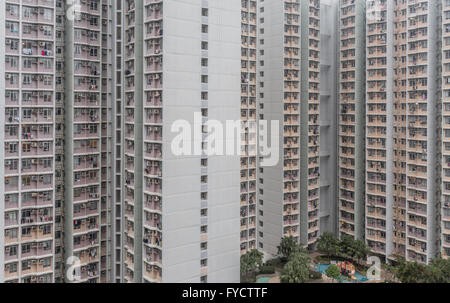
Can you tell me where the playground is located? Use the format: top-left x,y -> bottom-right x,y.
315,262 -> 369,283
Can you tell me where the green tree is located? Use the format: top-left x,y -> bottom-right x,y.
280,250 -> 311,283
338,235 -> 357,260
395,259 -> 429,283
240,249 -> 264,281
424,265 -> 445,283
277,236 -> 301,261
325,265 -> 341,283
430,258 -> 450,283
393,257 -> 450,283
353,239 -> 370,265
317,232 -> 339,261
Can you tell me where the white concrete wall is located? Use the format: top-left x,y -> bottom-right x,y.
162,0 -> 203,282
257,0 -> 285,257
319,0 -> 339,236
161,0 -> 240,283
207,0 -> 241,283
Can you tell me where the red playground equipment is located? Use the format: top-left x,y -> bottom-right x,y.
337,261 -> 356,280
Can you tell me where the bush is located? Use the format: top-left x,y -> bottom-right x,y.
309,270 -> 322,280
325,265 -> 341,281
280,251 -> 311,283
259,265 -> 275,275
241,276 -> 256,283
265,258 -> 283,269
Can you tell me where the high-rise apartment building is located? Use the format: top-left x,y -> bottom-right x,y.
256,0 -> 323,257
255,0 -> 339,259
338,0 -> 366,240
64,0 -> 112,283
1,0 -> 242,283
118,0 -> 241,283
5,0 -> 450,285
363,0 -> 440,264
337,0 -> 446,264
364,0 -> 397,260
243,0 -> 450,267
2,0 -> 62,283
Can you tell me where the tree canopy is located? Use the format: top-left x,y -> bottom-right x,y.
277,236 -> 301,261
317,232 -> 339,259
395,258 -> 450,283
316,233 -> 370,265
280,250 -> 311,283
325,265 -> 341,282
240,249 -> 264,280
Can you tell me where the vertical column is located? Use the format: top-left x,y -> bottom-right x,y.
442,0 -> 450,260
392,0 -> 407,259
100,0 -> 114,283
64,0 -> 102,283
365,0 -> 392,260
300,0 -> 321,248
113,0 -> 124,282
239,0 -> 258,255
338,0 -> 366,240
0,0 -> 5,284
141,0 -> 162,283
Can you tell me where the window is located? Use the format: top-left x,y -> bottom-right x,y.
22,243 -> 31,254
43,258 -> 51,268
22,261 -> 31,270
43,225 -> 51,235
9,263 -> 17,273
22,227 -> 31,236
7,245 -> 17,257
200,258 -> 208,267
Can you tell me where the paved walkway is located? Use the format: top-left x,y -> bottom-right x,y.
269,276 -> 280,283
